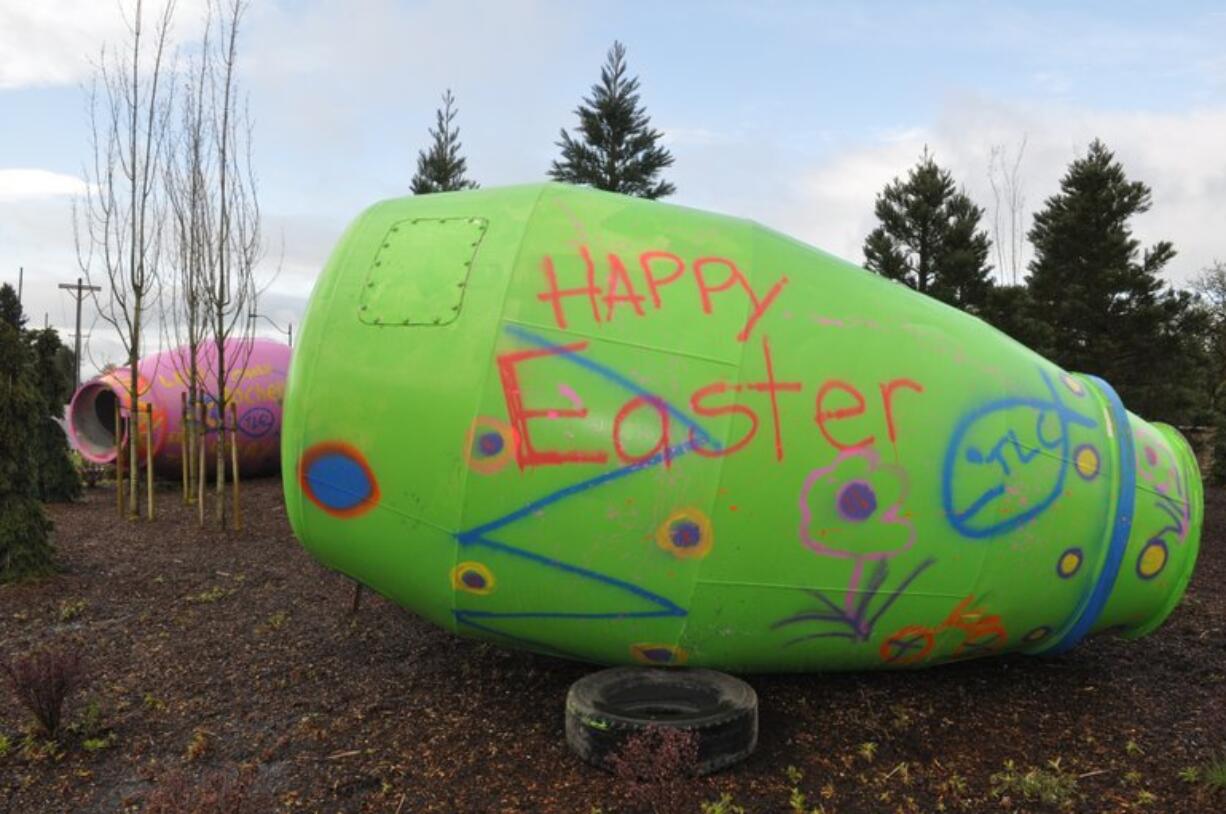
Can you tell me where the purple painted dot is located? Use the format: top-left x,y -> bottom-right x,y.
837,480 -> 877,522
1144,446 -> 1158,466
461,570 -> 487,590
477,431 -> 504,456
669,519 -> 702,548
642,648 -> 673,663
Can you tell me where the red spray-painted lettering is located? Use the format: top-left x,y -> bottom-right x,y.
538,246 -> 787,343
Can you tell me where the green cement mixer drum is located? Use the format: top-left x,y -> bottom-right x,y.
281,183 -> 1202,672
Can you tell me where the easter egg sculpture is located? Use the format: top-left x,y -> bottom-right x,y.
69,339 -> 290,477
282,183 -> 1201,672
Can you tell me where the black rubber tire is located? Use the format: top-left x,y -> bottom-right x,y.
565,667 -> 758,775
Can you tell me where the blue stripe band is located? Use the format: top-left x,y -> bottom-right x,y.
1045,374 -> 1136,654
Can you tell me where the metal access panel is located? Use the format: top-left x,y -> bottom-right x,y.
359,216 -> 487,327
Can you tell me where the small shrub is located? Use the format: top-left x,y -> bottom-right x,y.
1200,756 -> 1226,790
1,643 -> 86,737
187,586 -> 233,604
0,733 -> 10,757
606,725 -> 699,813
82,732 -> 117,752
143,766 -> 266,814
265,611 -> 289,631
185,729 -> 210,762
58,599 -> 87,623
989,758 -> 1079,809
66,696 -> 108,741
701,793 -> 746,814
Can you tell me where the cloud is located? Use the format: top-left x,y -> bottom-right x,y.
0,1 -> 208,90
0,168 -> 90,201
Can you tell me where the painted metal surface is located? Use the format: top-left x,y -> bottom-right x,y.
282,184 -> 1202,672
68,339 -> 290,477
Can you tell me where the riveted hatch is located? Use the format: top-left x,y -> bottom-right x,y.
359,216 -> 487,326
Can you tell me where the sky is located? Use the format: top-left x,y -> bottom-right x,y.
2,0 -> 1225,377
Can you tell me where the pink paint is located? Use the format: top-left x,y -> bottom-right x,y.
67,339 -> 290,477
798,446 -> 917,611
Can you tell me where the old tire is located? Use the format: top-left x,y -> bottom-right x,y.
565,667 -> 758,775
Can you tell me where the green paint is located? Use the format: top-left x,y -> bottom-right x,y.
282,183 -> 1202,672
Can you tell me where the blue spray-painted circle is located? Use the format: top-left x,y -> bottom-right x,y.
669,519 -> 703,548
305,452 -> 374,512
837,480 -> 877,522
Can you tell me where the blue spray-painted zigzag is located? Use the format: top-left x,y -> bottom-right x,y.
452,325 -> 724,653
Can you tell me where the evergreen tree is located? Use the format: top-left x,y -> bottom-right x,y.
0,293 -> 54,582
981,284 -> 1053,352
30,329 -> 82,502
1211,403 -> 1226,486
1027,140 -> 1206,421
0,283 -> 25,329
863,149 -> 994,311
411,90 -> 478,195
1192,261 -> 1226,411
549,41 -> 675,199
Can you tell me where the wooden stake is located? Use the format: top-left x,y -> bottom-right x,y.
197,402 -> 206,527
115,407 -> 124,517
230,403 -> 241,532
129,395 -> 139,520
180,392 -> 189,504
351,581 -> 363,613
146,402 -> 154,520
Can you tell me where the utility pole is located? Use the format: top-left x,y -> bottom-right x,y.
248,311 -> 294,348
59,277 -> 101,390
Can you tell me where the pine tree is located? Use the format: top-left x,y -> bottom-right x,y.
0,287 -> 54,582
1211,403 -> 1226,486
411,90 -> 478,195
0,283 -> 25,330
549,41 -> 675,199
1026,139 -> 1206,420
863,149 -> 994,312
30,328 -> 82,502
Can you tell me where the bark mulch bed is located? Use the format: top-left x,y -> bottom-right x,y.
1,480 -> 1224,813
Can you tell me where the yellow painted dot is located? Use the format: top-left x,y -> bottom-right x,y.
1075,446 -> 1100,479
1060,551 -> 1082,576
1138,543 -> 1167,579
1061,373 -> 1085,396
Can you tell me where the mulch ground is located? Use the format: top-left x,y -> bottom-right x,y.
1,479 -> 1224,813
